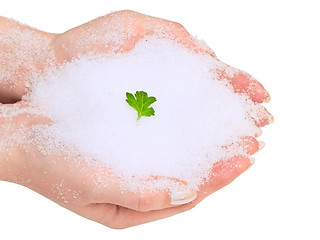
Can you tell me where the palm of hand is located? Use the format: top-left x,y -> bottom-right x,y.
0,11 -> 272,228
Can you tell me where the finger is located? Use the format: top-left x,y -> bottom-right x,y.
254,106 -> 274,127
196,155 -> 253,202
241,136 -> 260,155
238,136 -> 260,155
222,136 -> 264,158
215,60 -> 270,103
242,136 -> 266,154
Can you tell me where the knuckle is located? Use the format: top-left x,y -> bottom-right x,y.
172,21 -> 185,30
168,21 -> 188,35
110,10 -> 139,19
137,194 -> 150,212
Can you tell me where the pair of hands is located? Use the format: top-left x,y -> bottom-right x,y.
0,10 -> 271,229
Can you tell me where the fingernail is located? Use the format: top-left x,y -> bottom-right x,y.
248,157 -> 256,169
255,128 -> 262,137
268,115 -> 274,125
170,190 -> 197,206
258,141 -> 265,151
264,95 -> 271,103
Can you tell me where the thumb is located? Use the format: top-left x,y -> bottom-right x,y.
0,100 -> 51,126
0,101 -> 51,157
95,176 -> 198,212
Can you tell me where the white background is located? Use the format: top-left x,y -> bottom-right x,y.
1,0 -> 319,239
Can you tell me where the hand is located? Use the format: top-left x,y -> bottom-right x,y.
0,10 -> 272,229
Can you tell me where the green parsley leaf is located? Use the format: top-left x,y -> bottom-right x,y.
126,91 -> 157,120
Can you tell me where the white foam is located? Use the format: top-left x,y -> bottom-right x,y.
25,37 -> 260,191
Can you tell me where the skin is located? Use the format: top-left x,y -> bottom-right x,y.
0,10 -> 272,229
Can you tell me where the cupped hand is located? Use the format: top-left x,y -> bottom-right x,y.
0,10 -> 272,229
0,103 -> 264,229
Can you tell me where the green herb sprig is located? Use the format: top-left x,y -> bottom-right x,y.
126,91 -> 157,120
